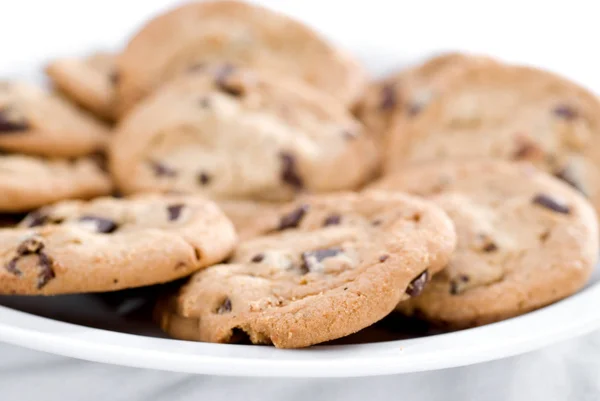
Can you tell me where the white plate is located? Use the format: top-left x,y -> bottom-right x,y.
1,0 -> 600,378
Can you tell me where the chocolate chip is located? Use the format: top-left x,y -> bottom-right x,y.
554,166 -> 585,195
216,298 -> 232,314
379,83 -> 397,111
278,204 -> 309,230
279,152 -> 304,190
251,253 -> 264,263
24,210 -> 49,227
109,71 -> 119,85
149,161 -> 177,177
36,252 -> 56,289
532,193 -> 570,214
379,254 -> 389,263
322,214 -> 341,227
4,236 -> 56,289
214,64 -> 243,97
406,270 -> 429,297
449,274 -> 469,295
79,215 -> 118,233
301,247 -> 342,273
17,236 -> 44,254
197,172 -> 211,186
0,109 -> 28,133
553,104 -> 578,120
166,204 -> 185,221
482,242 -> 498,253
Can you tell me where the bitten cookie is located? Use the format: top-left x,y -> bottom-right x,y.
0,154 -> 112,212
0,194 -> 236,295
110,65 -> 379,201
355,53 -> 494,144
46,52 -> 117,121
156,191 -> 456,348
116,0 -> 366,114
370,160 -> 599,328
383,63 -> 600,216
0,81 -> 108,157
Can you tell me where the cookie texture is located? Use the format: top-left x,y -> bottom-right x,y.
383,63 -> 600,216
46,52 -> 117,121
356,53 -> 494,144
156,191 -> 456,348
116,0 -> 366,114
371,160 -> 598,328
0,194 -> 236,295
0,154 -> 112,212
110,66 -> 379,201
0,81 -> 108,157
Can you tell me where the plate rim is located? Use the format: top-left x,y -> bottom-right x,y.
0,280 -> 599,377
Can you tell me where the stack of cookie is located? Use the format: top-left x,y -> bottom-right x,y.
0,0 -> 598,349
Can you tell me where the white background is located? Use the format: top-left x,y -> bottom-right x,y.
2,0 -> 600,400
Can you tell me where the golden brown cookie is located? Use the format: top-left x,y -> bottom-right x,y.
355,53 -> 495,144
46,52 -> 117,121
116,0 -> 367,115
110,65 -> 378,201
156,191 -> 456,348
383,63 -> 600,216
0,81 -> 108,157
0,194 -> 236,295
370,160 -> 598,328
0,154 -> 112,212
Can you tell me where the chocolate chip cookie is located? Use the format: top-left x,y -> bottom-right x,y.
383,63 -> 600,216
0,194 -> 236,295
355,53 -> 495,145
156,191 -> 456,348
0,81 -> 108,157
46,52 -> 117,121
0,154 -> 112,212
116,0 -> 367,115
110,65 -> 379,201
370,160 -> 598,328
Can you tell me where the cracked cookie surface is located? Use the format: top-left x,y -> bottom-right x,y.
0,81 -> 108,157
46,52 -> 117,121
156,191 -> 456,348
371,160 -> 598,328
0,194 -> 236,295
116,0 -> 366,114
110,65 -> 378,201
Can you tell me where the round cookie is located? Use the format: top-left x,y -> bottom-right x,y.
0,154 -> 112,212
0,194 -> 237,295
116,0 -> 366,115
383,63 -> 600,216
370,160 -> 598,328
0,81 -> 108,157
110,65 -> 379,201
46,52 -> 117,121
156,191 -> 456,348
355,53 -> 495,144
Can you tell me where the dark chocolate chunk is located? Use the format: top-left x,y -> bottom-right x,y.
79,215 -> 118,233
379,83 -> 397,111
197,172 -> 211,186
553,105 -> 578,120
148,161 -> 177,177
278,204 -> 309,230
406,270 -> 429,297
251,253 -> 264,263
166,204 -> 185,221
214,64 -> 243,97
0,109 -> 28,133
17,236 -> 44,254
279,152 -> 304,190
4,236 -> 56,288
482,242 -> 498,253
554,166 -> 585,195
379,254 -> 389,263
322,214 -> 341,227
24,210 -> 49,227
532,193 -> 570,214
36,252 -> 56,289
216,297 -> 232,314
301,247 -> 342,272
